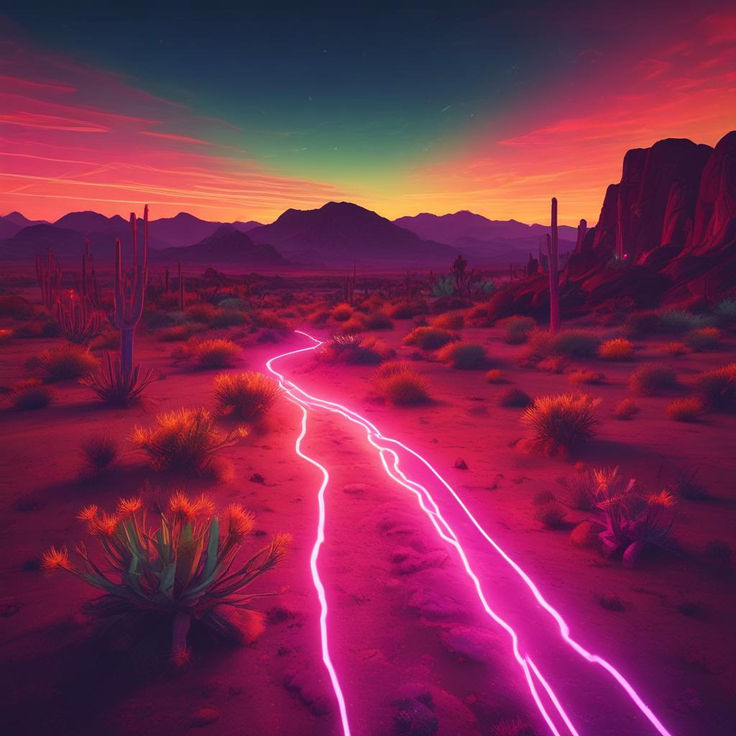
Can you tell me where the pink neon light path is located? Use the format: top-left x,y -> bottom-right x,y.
265,330 -> 674,736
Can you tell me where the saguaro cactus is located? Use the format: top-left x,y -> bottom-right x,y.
35,250 -> 62,309
114,206 -> 148,380
547,198 -> 561,333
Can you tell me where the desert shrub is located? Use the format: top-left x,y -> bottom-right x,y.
657,309 -> 711,334
499,315 -> 536,344
145,310 -> 181,329
11,379 -> 53,410
214,372 -> 279,421
666,397 -> 703,422
362,311 -> 393,330
569,369 -> 605,385
684,327 -> 721,351
81,435 -> 118,471
522,393 -> 600,455
694,363 -> 736,411
598,338 -> 634,361
376,371 -> 431,406
306,309 -> 331,326
42,494 -> 289,662
0,294 -> 33,319
534,501 -> 567,528
437,341 -> 487,369
525,329 -> 600,360
211,309 -> 248,328
374,361 -> 413,380
252,310 -> 289,330
498,387 -> 532,408
133,407 -> 246,474
82,354 -> 159,406
714,299 -> 736,328
89,331 -> 119,351
338,313 -> 368,334
218,297 -> 247,311
671,467 -> 710,501
15,318 -> 61,338
613,398 -> 640,420
624,310 -> 663,337
660,341 -> 688,356
431,311 -> 464,330
37,344 -> 98,382
158,324 -> 202,342
194,339 -> 241,369
185,302 -> 217,323
319,334 -> 394,364
564,472 -> 596,510
330,303 -> 353,322
403,326 -> 458,350
628,363 -> 677,396
485,369 -> 506,383
387,300 -> 428,319
536,356 -> 569,374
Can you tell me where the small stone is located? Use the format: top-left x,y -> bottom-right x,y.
190,708 -> 220,727
249,473 -> 265,484
598,593 -> 625,612
454,458 -> 468,470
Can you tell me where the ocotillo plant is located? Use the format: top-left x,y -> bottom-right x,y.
56,290 -> 103,345
35,251 -> 62,310
547,198 -> 561,333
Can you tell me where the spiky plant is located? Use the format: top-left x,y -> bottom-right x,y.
521,393 -> 600,455
82,353 -> 159,406
132,407 -> 246,474
56,291 -> 104,345
213,372 -> 280,421
42,494 -> 290,663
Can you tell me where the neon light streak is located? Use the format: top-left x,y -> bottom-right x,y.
290,401 -> 353,736
267,331 -> 673,736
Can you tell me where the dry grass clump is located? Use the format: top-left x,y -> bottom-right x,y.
386,300 -> 428,319
525,329 -> 600,360
498,387 -> 532,408
522,393 -> 600,455
437,341 -> 487,369
214,372 -> 279,421
36,344 -> 98,381
666,397 -> 704,422
133,407 -> 246,475
684,327 -> 721,352
598,338 -> 634,361
499,315 -> 536,344
11,379 -> 53,410
193,339 -> 241,369
660,341 -> 688,356
569,369 -> 605,385
211,308 -> 248,328
362,310 -> 394,330
185,302 -> 218,324
534,501 -> 568,528
403,326 -> 459,350
694,363 -> 736,411
81,435 -> 118,471
613,397 -> 640,420
330,302 -> 354,322
158,324 -> 202,342
319,334 -> 394,364
628,363 -> 677,396
431,311 -> 464,330
485,369 -> 507,384
374,365 -> 431,406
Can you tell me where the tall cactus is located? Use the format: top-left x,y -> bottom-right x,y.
35,250 -> 62,309
547,198 -> 561,333
113,206 -> 148,380
576,218 -> 588,252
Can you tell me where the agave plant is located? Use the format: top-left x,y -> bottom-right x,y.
82,353 -> 159,406
42,493 -> 290,663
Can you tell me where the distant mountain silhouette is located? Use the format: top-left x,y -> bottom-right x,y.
232,220 -> 263,233
395,210 -> 577,264
148,212 -> 228,247
152,225 -> 286,266
249,201 -> 457,267
0,212 -> 48,239
54,211 -> 128,233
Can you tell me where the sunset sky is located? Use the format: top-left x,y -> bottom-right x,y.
1,1 -> 735,225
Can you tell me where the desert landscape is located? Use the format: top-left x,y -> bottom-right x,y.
2,3 -> 736,736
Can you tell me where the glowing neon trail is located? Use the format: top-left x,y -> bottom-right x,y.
266,330 -> 673,736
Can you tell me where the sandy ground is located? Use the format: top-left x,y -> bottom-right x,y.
1,312 -> 735,736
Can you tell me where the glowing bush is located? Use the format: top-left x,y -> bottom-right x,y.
526,329 -> 600,359
628,363 -> 677,396
82,354 -> 159,406
214,372 -> 279,421
12,379 -> 53,410
666,397 -> 703,422
485,369 -> 506,384
133,408 -> 246,474
42,494 -> 289,663
522,393 -> 600,455
319,334 -> 394,364
499,315 -> 536,344
362,311 -> 393,330
613,397 -> 639,420
37,344 -> 98,382
431,311 -> 464,330
185,302 -> 217,323
498,387 -> 532,408
684,327 -> 721,352
82,435 -> 118,471
694,363 -> 736,411
534,501 -> 567,528
598,338 -> 634,361
437,341 -> 487,369
387,300 -> 428,319
403,326 -> 458,350
660,341 -> 688,356
374,367 -> 431,406
374,361 -> 413,380
194,339 -> 241,369
331,303 -> 353,322
158,324 -> 201,342
568,369 -> 605,385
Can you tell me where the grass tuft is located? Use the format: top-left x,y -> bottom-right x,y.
213,372 -> 279,421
